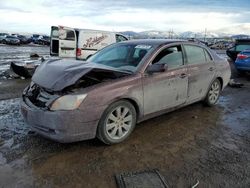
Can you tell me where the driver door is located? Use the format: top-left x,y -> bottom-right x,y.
142,44 -> 188,115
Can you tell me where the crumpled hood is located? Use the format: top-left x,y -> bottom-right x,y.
32,59 -> 125,91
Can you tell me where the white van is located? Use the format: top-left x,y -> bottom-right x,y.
50,26 -> 128,60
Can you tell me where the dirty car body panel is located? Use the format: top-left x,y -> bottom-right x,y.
21,39 -> 231,143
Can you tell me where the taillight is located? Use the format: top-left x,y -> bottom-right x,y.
237,54 -> 248,60
76,48 -> 81,56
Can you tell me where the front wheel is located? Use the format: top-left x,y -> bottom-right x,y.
97,100 -> 136,145
204,79 -> 221,106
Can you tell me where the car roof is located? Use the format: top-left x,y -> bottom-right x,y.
120,39 -> 187,45
235,39 -> 250,44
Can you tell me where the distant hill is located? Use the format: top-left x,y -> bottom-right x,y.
231,34 -> 250,39
120,31 -> 138,37
2,29 -> 249,39
120,30 -> 247,39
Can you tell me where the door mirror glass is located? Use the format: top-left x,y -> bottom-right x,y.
147,64 -> 167,73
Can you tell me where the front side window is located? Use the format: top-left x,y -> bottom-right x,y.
88,43 -> 154,73
184,45 -> 206,65
152,45 -> 184,69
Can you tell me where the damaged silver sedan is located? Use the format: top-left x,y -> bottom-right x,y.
21,39 -> 231,144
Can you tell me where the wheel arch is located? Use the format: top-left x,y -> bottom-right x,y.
204,76 -> 223,101
216,77 -> 223,89
122,98 -> 141,121
106,97 -> 142,122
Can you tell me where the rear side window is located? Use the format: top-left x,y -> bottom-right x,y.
59,29 -> 75,41
204,49 -> 212,61
184,45 -> 206,65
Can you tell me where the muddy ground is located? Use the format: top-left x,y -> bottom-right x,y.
0,52 -> 250,187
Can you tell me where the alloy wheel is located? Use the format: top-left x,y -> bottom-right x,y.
208,81 -> 220,104
105,106 -> 133,140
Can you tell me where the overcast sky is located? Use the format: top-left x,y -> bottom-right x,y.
0,0 -> 250,34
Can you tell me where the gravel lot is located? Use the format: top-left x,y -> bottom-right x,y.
0,48 -> 249,187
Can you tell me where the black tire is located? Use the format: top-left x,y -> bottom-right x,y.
97,100 -> 136,145
204,79 -> 221,106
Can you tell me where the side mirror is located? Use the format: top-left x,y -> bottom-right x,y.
146,64 -> 167,74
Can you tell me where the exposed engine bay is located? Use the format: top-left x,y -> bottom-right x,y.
24,66 -> 130,109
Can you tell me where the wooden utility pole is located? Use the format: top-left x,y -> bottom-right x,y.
204,28 -> 207,42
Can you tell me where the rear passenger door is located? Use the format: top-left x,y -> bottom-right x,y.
58,26 -> 77,58
183,44 -> 215,102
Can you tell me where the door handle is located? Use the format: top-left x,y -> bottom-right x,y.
180,73 -> 187,79
208,67 -> 215,71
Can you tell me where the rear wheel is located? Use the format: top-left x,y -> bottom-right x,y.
204,79 -> 221,106
97,100 -> 136,145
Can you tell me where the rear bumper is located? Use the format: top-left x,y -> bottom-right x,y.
20,98 -> 101,143
235,62 -> 250,71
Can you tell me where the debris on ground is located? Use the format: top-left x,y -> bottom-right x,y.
192,115 -> 198,119
30,53 -> 40,58
191,180 -> 199,188
27,130 -> 36,135
0,138 -> 4,146
0,69 -> 16,80
10,54 -> 46,79
228,79 -> 244,88
115,169 -> 169,188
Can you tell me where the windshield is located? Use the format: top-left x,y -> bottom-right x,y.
7,36 -> 17,39
236,44 -> 250,52
87,43 -> 154,73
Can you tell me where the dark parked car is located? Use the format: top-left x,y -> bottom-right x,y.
226,39 -> 250,61
31,34 -> 41,43
21,39 -> 231,144
37,35 -> 50,45
0,33 -> 8,43
2,35 -> 20,45
17,35 -> 31,44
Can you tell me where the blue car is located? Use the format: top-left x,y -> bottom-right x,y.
235,49 -> 250,73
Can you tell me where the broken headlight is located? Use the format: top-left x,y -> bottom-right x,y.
50,94 -> 87,111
